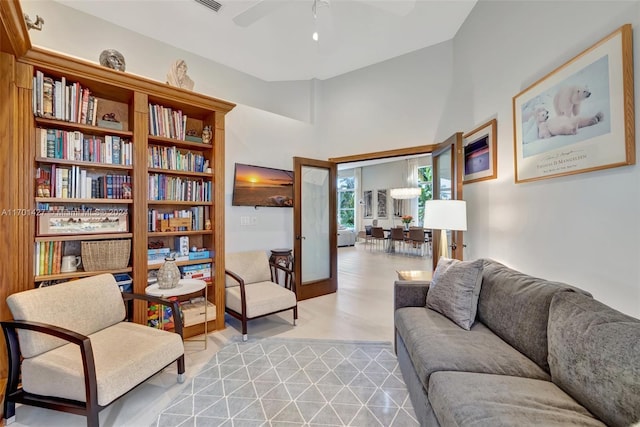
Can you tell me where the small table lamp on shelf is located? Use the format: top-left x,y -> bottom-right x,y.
424,200 -> 467,261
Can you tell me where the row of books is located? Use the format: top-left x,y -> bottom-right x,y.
147,208 -> 208,232
37,128 -> 133,165
148,174 -> 212,202
149,104 -> 188,140
36,165 -> 132,199
180,263 -> 212,280
34,241 -> 65,276
33,71 -> 98,125
148,145 -> 209,172
147,248 -> 211,265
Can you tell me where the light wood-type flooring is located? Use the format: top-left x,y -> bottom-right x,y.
11,243 -> 431,426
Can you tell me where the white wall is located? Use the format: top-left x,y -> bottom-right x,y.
225,105 -> 316,252
317,41 -> 454,157
441,0 -> 640,316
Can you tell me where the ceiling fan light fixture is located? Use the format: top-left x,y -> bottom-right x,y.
194,0 -> 222,13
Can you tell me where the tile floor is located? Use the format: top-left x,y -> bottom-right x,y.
156,338 -> 419,426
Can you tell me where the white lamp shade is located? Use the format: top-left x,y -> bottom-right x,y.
424,200 -> 467,231
390,187 -> 421,199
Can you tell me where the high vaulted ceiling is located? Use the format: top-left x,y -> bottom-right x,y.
55,0 -> 476,82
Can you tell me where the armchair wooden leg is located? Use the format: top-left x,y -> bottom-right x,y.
87,407 -> 99,427
4,399 -> 15,424
177,355 -> 185,383
293,307 -> 298,326
242,318 -> 248,341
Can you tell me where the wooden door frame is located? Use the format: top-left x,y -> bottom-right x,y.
431,133 -> 464,270
329,137 -> 463,270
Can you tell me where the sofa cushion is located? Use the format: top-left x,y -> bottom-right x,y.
429,371 -> 606,427
21,321 -> 184,406
226,281 -> 297,318
548,292 -> 640,427
7,274 -> 126,358
394,307 -> 549,393
426,257 -> 483,330
225,251 -> 272,287
477,259 -> 588,372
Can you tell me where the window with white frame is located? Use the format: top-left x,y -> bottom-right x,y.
337,176 -> 355,228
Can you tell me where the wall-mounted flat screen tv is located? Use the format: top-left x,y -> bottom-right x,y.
232,163 -> 294,207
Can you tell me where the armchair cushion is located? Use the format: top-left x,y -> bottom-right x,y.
226,281 -> 297,318
22,321 -> 184,406
6,274 -> 125,358
225,250 -> 271,287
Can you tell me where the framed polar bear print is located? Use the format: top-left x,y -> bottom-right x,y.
512,24 -> 634,183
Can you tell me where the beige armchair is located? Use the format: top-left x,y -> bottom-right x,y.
1,274 -> 185,426
225,250 -> 298,341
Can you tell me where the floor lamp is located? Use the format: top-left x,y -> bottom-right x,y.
424,200 -> 467,261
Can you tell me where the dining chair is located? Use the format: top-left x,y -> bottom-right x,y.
389,227 -> 406,254
364,225 -> 373,246
370,227 -> 387,252
408,228 -> 427,256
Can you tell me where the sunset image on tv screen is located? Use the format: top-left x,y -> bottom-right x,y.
233,164 -> 293,207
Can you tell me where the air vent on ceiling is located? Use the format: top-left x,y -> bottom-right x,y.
195,0 -> 222,13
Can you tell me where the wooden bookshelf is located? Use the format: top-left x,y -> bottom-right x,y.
1,29 -> 233,342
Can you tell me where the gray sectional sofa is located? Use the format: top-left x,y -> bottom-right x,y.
394,258 -> 640,426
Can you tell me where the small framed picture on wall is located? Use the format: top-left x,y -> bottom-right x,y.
377,189 -> 388,218
463,118 -> 497,184
363,190 -> 373,218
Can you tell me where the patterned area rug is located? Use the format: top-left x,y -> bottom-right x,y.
155,337 -> 419,426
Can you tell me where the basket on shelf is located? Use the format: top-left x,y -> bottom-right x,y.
81,239 -> 131,271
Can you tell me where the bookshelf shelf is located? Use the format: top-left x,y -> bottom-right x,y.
35,233 -> 133,242
35,117 -> 134,138
147,168 -> 212,178
34,267 -> 133,282
147,200 -> 213,206
36,157 -> 133,170
147,230 -> 212,237
147,258 -> 213,271
148,135 -> 213,150
35,197 -> 133,204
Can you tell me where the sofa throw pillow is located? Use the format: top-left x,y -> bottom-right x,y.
426,257 -> 484,330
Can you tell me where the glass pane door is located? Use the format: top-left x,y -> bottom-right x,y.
293,157 -> 337,300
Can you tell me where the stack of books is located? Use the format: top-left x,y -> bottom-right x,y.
180,263 -> 211,280
148,247 -> 171,265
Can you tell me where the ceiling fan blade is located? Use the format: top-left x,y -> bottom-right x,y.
356,0 -> 415,16
233,0 -> 288,27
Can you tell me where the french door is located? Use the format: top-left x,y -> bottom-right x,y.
293,157 -> 338,300
431,133 -> 464,270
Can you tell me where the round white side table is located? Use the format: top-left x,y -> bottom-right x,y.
145,278 -> 208,349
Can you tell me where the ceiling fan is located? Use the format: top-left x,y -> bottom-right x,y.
232,0 -> 416,27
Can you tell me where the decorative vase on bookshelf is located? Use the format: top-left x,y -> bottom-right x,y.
157,256 -> 180,289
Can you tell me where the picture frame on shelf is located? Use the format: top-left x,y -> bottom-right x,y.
38,211 -> 128,236
463,118 -> 497,184
377,189 -> 388,218
513,24 -> 634,183
363,190 -> 373,218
